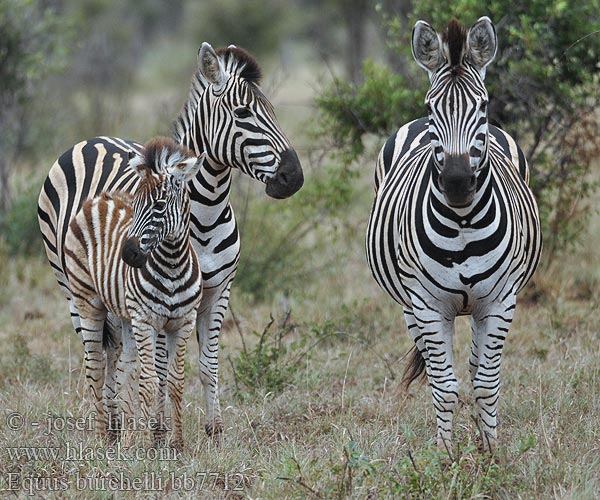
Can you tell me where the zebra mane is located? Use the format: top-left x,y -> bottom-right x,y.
172,46 -> 262,144
442,18 -> 467,68
216,46 -> 262,84
137,137 -> 194,174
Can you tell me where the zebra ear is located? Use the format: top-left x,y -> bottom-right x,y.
172,153 -> 206,183
412,20 -> 444,76
466,16 -> 497,78
129,154 -> 149,179
198,42 -> 227,89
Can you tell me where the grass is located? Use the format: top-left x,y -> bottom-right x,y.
0,197 -> 599,499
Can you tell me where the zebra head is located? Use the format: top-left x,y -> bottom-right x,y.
174,43 -> 303,199
122,138 -> 204,268
412,17 -> 497,208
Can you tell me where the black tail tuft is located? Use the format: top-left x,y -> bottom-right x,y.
401,346 -> 427,390
102,320 -> 117,350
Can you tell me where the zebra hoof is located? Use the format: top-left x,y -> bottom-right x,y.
205,421 -> 224,437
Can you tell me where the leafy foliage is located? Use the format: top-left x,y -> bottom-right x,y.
228,314 -> 300,398
316,0 -> 600,260
0,177 -> 45,256
234,162 -> 358,302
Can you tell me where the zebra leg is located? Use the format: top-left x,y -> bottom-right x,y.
407,306 -> 458,453
69,299 -> 83,340
471,299 -> 516,453
469,318 -> 480,384
197,283 -> 231,436
116,320 -> 140,428
165,315 -> 195,451
153,332 -> 168,446
131,320 -> 159,426
79,313 -> 108,437
103,314 -> 122,440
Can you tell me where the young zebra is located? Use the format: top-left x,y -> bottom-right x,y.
64,137 -> 204,450
366,18 -> 542,453
38,44 -> 303,437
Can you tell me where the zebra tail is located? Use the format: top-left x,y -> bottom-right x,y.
102,320 -> 118,350
401,346 -> 426,390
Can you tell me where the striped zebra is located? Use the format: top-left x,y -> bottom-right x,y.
366,17 -> 542,453
38,43 -> 303,436
64,138 -> 203,450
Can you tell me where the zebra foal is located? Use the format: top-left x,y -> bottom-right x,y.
366,17 -> 542,453
64,137 -> 204,450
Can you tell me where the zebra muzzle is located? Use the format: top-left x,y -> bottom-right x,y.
122,237 -> 147,268
438,154 -> 477,208
265,148 -> 304,199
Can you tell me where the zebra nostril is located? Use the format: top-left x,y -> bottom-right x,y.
277,171 -> 288,184
470,174 -> 477,188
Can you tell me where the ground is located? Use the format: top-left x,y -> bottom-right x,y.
0,201 -> 598,499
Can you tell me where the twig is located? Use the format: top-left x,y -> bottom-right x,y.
228,304 -> 247,354
226,355 -> 241,395
288,330 -> 397,380
276,456 -> 323,499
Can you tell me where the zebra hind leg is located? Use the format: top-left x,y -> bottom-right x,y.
115,320 -> 140,438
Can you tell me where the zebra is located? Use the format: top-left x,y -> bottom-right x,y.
64,137 -> 203,450
37,43 -> 303,436
366,17 -> 542,453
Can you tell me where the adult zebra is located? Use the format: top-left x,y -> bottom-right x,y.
38,43 -> 303,436
366,17 -> 541,453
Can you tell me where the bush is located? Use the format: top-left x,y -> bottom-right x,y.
234,162 -> 358,302
0,178 -> 44,257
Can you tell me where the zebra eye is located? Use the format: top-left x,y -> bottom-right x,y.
234,107 -> 252,119
480,101 -> 488,113
154,200 -> 166,211
425,103 -> 433,115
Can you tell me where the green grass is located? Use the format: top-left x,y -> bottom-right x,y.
0,208 -> 599,499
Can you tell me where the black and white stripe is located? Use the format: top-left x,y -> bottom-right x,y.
366,17 -> 542,452
64,138 -> 203,450
38,43 -> 303,436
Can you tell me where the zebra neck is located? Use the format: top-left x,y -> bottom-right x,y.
151,228 -> 194,272
189,161 -> 233,227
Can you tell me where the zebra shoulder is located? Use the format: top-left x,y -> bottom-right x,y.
489,125 -> 529,184
375,117 -> 430,190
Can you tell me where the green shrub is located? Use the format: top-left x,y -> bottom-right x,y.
228,315 -> 300,398
0,179 -> 44,257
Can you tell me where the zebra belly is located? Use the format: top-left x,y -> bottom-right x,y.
400,253 -> 516,316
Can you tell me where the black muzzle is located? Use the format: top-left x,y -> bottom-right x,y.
438,154 -> 477,208
122,236 -> 147,268
265,148 -> 304,199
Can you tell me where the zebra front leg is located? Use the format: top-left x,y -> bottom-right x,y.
471,299 -> 516,453
165,315 -> 195,451
197,284 -> 231,436
79,314 -> 108,437
131,320 -> 159,428
407,307 -> 458,454
153,332 -> 168,446
469,317 -> 480,385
